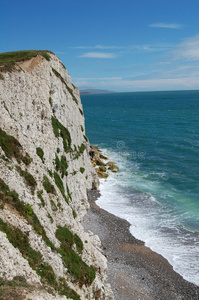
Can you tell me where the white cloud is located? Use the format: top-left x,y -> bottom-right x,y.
70,45 -> 123,50
149,23 -> 183,29
72,43 -> 172,52
79,52 -> 116,58
172,35 -> 199,61
100,77 -> 199,92
73,76 -> 122,80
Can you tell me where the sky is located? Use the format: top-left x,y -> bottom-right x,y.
1,0 -> 199,92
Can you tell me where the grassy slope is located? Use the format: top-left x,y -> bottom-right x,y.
0,50 -> 52,64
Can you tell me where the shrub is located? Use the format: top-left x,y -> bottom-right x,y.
37,190 -> 45,207
66,184 -> 72,201
16,166 -> 36,194
80,167 -> 85,174
0,128 -> 32,165
51,116 -> 72,153
74,234 -> 83,254
36,147 -> 44,163
47,169 -> 53,177
50,199 -> 57,211
55,154 -> 68,178
58,277 -> 80,300
79,143 -> 86,154
43,175 -> 56,194
53,172 -> 65,199
55,226 -> 95,286
56,226 -> 74,247
72,209 -> 77,219
84,135 -> 88,142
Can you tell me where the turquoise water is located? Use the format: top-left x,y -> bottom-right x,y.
81,90 -> 199,285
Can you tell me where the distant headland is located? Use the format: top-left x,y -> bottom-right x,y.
80,89 -> 116,95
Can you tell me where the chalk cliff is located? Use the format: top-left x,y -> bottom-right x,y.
0,51 -> 113,299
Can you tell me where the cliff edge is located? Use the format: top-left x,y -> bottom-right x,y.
0,51 -> 113,299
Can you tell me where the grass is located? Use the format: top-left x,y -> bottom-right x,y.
0,181 -> 82,299
16,166 -> 37,194
74,234 -> 83,254
36,147 -> 44,163
0,217 -> 43,268
43,175 -> 56,195
84,135 -> 88,142
0,128 -> 32,165
56,226 -> 95,286
79,108 -> 83,116
66,184 -> 72,201
79,143 -> 86,154
58,277 -> 80,300
51,68 -> 78,104
51,116 -> 72,153
72,209 -> 77,219
0,217 -> 59,290
50,199 -> 57,211
80,167 -> 85,174
53,171 -> 68,203
0,50 -> 51,73
49,97 -> 53,107
0,276 -> 29,289
37,190 -> 45,207
55,154 -> 68,177
0,178 -> 55,250
47,169 -> 53,177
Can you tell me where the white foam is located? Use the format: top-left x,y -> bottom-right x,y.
96,148 -> 199,286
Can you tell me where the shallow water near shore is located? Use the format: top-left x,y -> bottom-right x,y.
81,90 -> 199,286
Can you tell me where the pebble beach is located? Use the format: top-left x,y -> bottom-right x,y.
82,189 -> 199,300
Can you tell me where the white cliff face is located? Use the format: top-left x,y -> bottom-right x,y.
0,53 -> 113,300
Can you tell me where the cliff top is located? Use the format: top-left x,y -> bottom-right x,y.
0,50 -> 53,72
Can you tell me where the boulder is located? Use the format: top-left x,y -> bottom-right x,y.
108,164 -> 119,173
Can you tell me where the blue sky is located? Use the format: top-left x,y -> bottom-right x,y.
1,0 -> 199,92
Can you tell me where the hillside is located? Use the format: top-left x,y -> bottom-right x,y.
0,51 -> 113,299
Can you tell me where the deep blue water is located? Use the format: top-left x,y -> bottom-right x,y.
81,90 -> 199,285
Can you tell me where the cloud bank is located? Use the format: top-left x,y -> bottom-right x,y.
79,52 -> 116,58
172,35 -> 199,61
149,23 -> 183,29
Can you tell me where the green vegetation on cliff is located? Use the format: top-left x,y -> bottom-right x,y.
51,116 -> 72,153
0,50 -> 51,73
0,128 -> 32,165
56,226 -> 95,286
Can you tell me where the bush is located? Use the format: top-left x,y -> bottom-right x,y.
51,116 -> 72,153
53,172 -> 65,198
16,166 -> 36,194
79,143 -> 86,154
36,147 -> 44,163
55,154 -> 68,177
80,167 -> 85,174
43,175 -> 56,194
55,226 -> 95,286
0,128 -> 32,165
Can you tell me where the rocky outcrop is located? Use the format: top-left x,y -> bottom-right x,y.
89,146 -> 119,179
0,51 -> 114,299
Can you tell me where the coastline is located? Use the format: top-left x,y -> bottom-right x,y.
82,189 -> 199,300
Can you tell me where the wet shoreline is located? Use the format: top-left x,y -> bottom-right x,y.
82,189 -> 199,300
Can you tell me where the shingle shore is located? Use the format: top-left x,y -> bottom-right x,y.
82,189 -> 199,300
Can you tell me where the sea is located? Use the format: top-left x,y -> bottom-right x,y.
81,90 -> 199,286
